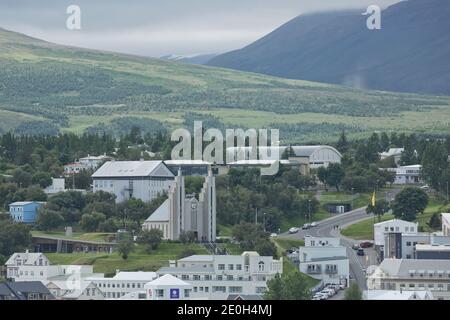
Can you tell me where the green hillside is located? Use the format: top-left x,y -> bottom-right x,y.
1,28 -> 450,142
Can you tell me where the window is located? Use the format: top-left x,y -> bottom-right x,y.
86,288 -> 90,296
406,242 -> 412,247
227,275 -> 233,281
258,261 -> 265,272
218,264 -> 225,270
181,275 -> 189,281
256,287 -> 266,294
409,284 -> 415,288
204,275 -> 211,281
184,289 -> 190,298
236,264 -> 242,271
228,264 -> 234,270
217,275 -> 223,281
193,275 -> 201,281
193,287 -> 198,292
229,286 -> 243,293
212,286 -> 226,293
205,287 -> 209,293
406,255 -> 411,259
156,289 -> 164,298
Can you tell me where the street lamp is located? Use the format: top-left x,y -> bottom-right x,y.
308,200 -> 312,224
263,212 -> 266,232
351,187 -> 354,211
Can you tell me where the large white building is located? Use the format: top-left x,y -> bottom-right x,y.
367,258 -> 450,300
92,160 -> 175,203
87,271 -> 158,299
385,165 -> 422,185
155,252 -> 283,300
374,216 -> 450,261
364,289 -> 434,300
297,236 -> 349,287
142,168 -> 216,242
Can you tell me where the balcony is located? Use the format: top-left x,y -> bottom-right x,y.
325,269 -> 338,275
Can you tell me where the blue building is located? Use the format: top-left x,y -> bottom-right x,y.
9,201 -> 45,223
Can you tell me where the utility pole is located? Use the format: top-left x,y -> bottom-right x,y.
351,187 -> 354,211
263,212 -> 266,232
255,208 -> 258,225
308,200 -> 311,224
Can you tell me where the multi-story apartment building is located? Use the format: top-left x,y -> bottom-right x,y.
156,252 -> 283,300
367,258 -> 450,300
92,160 -> 174,203
297,236 -> 349,287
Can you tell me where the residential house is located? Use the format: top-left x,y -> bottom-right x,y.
385,165 -> 422,185
43,178 -> 65,195
297,236 -> 349,287
9,201 -> 45,223
0,281 -> 55,300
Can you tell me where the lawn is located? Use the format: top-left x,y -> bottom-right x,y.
341,196 -> 450,240
45,243 -> 209,275
272,238 -> 305,252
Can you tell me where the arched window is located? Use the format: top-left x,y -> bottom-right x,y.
258,261 -> 265,272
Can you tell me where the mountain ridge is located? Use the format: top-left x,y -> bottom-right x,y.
208,0 -> 450,95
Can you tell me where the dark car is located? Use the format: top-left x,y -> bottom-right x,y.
357,248 -> 365,256
359,241 -> 373,248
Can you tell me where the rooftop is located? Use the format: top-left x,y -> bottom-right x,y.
144,274 -> 191,287
92,161 -> 174,178
144,199 -> 169,223
365,290 -> 433,300
377,259 -> 450,277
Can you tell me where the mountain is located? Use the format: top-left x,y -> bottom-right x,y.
208,0 -> 450,95
0,27 -> 450,142
160,53 -> 217,65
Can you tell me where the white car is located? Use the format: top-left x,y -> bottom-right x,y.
270,233 -> 278,238
289,227 -> 300,234
313,293 -> 328,300
322,288 -> 336,296
311,222 -> 318,227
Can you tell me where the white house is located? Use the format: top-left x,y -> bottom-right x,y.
297,236 -> 349,287
145,274 -> 193,300
44,178 -> 65,195
79,154 -> 112,170
366,258 -> 450,300
385,165 -> 422,184
5,251 -> 101,284
156,252 -> 283,300
87,271 -> 158,300
46,280 -> 104,300
364,289 -> 434,300
64,162 -> 88,175
92,160 -> 175,203
380,148 -> 405,164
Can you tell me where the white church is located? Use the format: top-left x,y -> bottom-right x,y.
142,168 -> 217,242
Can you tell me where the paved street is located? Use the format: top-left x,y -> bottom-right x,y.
280,207 -> 378,291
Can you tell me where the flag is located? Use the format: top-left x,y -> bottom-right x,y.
371,190 -> 376,206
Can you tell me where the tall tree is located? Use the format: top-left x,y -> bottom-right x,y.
392,187 -> 428,221
421,142 -> 448,190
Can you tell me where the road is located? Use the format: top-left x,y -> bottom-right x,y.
281,207 -> 377,291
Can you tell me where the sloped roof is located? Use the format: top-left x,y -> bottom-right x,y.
178,255 -> 214,262
365,290 -> 433,300
145,274 -> 191,287
112,272 -> 157,281
92,161 -> 174,178
291,145 -> 341,158
144,199 -> 170,223
5,252 -> 48,266
379,259 -> 450,277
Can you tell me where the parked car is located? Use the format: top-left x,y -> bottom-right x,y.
352,243 -> 360,250
357,248 -> 365,256
359,241 -> 373,248
420,184 -> 430,190
311,222 -> 318,227
313,293 -> 328,300
318,290 -> 333,298
302,223 -> 311,230
270,233 -> 278,238
289,227 -> 300,234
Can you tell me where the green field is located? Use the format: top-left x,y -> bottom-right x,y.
1,28 -> 450,142
45,243 -> 209,275
341,197 -> 450,240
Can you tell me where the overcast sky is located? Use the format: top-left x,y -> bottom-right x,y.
0,0 -> 401,57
